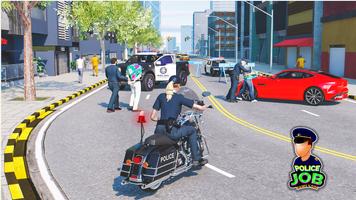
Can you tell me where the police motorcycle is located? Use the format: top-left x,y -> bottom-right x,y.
120,87 -> 212,191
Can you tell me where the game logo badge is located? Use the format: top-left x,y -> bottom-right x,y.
289,126 -> 326,190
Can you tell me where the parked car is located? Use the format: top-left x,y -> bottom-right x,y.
236,69 -> 349,105
204,58 -> 231,77
118,53 -> 190,91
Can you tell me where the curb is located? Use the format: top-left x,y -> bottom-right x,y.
3,79 -> 108,200
255,70 -> 356,100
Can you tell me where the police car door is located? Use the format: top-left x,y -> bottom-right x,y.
155,55 -> 176,81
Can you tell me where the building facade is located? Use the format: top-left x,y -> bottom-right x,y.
1,2 -> 123,78
208,11 -> 236,58
167,37 -> 177,53
180,25 -> 193,54
210,1 -> 235,12
193,10 -> 211,56
321,2 -> 356,78
1,2 -> 73,76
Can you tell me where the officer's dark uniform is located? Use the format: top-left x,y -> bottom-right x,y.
292,127 -> 321,166
226,60 -> 250,101
105,64 -> 127,111
153,91 -> 201,162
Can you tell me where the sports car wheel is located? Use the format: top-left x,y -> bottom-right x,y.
241,87 -> 257,101
304,87 -> 324,106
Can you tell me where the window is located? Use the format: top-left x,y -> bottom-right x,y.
277,71 -> 305,79
158,56 -> 173,65
303,73 -> 313,78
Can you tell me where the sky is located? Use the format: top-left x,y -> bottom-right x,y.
160,1 -> 210,48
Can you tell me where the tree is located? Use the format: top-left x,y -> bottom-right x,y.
113,1 -> 154,57
2,1 -> 50,101
67,1 -> 122,70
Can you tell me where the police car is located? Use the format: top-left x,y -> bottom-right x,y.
118,52 -> 190,91
204,57 -> 232,77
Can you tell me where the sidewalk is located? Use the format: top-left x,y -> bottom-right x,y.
251,62 -> 356,96
1,70 -> 106,199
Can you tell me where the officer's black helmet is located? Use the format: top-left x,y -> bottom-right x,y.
168,75 -> 181,84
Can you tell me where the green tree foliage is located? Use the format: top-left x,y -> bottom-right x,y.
66,1 -> 162,62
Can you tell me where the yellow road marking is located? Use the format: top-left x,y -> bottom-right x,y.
8,184 -> 24,199
190,76 -> 356,161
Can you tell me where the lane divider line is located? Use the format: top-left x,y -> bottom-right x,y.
3,79 -> 108,200
205,164 -> 235,178
190,76 -> 356,161
344,98 -> 356,104
301,110 -> 320,117
146,94 -> 150,100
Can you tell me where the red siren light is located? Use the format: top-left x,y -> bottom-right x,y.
137,111 -> 146,123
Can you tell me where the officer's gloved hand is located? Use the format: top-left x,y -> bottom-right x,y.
197,100 -> 204,106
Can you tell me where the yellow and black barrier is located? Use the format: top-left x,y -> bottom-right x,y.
3,79 -> 108,200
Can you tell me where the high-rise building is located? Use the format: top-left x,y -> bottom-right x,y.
208,11 -> 236,58
167,37 -> 177,53
180,25 -> 193,54
193,10 -> 211,56
141,1 -> 161,32
210,1 -> 235,12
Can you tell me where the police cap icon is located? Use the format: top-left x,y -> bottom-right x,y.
291,126 -> 317,144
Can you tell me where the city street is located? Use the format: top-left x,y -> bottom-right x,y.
41,62 -> 356,199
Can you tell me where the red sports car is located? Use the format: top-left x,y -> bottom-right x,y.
236,69 -> 348,105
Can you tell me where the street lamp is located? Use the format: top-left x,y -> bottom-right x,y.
244,1 -> 274,72
208,26 -> 221,58
208,15 -> 239,63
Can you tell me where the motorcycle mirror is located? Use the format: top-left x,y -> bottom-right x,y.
202,91 -> 211,97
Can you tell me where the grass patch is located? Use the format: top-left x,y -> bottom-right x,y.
11,97 -> 51,101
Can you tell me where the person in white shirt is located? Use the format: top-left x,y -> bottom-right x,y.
76,55 -> 85,83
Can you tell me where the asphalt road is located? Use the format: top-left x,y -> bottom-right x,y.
44,63 -> 356,199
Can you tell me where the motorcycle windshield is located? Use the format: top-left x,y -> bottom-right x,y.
177,86 -> 200,113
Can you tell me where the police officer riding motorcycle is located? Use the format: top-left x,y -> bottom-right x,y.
150,76 -> 209,166
120,75 -> 212,191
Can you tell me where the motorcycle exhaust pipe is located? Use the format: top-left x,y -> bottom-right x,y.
121,180 -> 128,185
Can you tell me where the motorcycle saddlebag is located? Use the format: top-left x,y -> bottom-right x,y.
142,145 -> 177,182
120,143 -> 143,178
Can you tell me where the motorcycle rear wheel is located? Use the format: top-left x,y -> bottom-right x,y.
140,181 -> 162,192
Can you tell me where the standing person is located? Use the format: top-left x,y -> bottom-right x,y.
150,76 -> 209,167
105,58 -> 128,113
296,55 -> 305,69
76,55 -> 84,83
226,59 -> 250,102
236,62 -> 258,102
126,63 -> 143,112
91,54 -> 99,76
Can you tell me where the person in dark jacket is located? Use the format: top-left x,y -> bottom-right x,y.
105,58 -> 128,113
226,59 -> 250,102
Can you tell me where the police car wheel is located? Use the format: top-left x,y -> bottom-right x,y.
179,71 -> 188,86
142,74 -> 155,91
304,87 -> 324,106
210,68 -> 216,77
